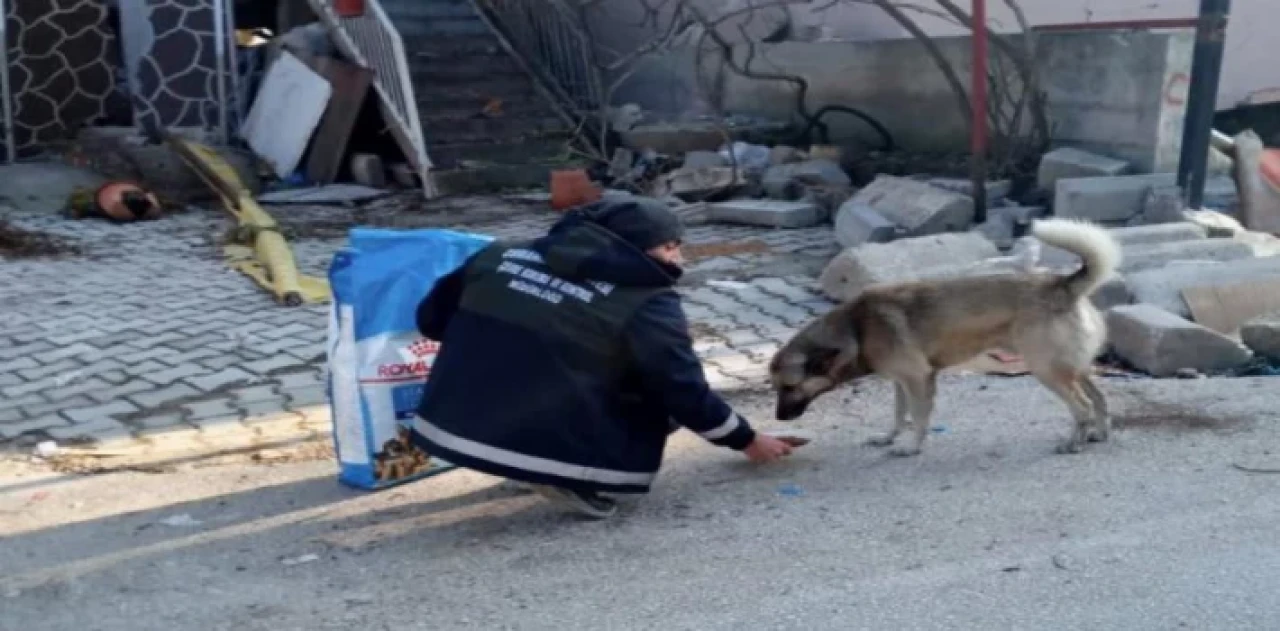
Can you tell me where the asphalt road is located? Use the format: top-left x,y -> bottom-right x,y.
3,374 -> 1279,630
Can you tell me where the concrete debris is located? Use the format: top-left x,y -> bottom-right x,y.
1127,257 -> 1280,319
609,148 -> 637,181
1233,230 -> 1280,257
650,166 -> 743,201
1118,239 -> 1255,274
1092,277 -> 1134,311
1111,222 -> 1210,246
1183,209 -> 1244,237
1141,184 -> 1188,224
707,199 -> 825,228
684,150 -> 728,169
1054,174 -> 1176,225
834,201 -> 897,248
1241,312 -> 1280,361
719,142 -> 771,172
762,159 -> 851,200
927,178 -> 1013,203
1106,304 -> 1252,377
1037,147 -> 1131,191
1230,129 -> 1280,234
851,175 -> 975,238
819,232 -> 997,302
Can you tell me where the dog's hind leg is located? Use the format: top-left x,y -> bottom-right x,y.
866,381 -> 910,448
1031,368 -> 1098,454
889,373 -> 937,458
1079,375 -> 1111,443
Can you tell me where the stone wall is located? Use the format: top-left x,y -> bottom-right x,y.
3,0 -> 131,156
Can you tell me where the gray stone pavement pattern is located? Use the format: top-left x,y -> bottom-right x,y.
0,196 -> 836,447
3,374 -> 1279,630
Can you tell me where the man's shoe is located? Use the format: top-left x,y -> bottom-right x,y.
526,484 -> 618,519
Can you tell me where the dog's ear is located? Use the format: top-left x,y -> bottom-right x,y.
804,346 -> 841,374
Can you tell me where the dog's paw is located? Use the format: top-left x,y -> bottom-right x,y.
888,446 -> 921,458
864,434 -> 897,448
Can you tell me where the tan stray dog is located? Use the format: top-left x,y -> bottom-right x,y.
769,218 -> 1122,457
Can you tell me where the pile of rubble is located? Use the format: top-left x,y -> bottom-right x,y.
595,111 -> 1280,379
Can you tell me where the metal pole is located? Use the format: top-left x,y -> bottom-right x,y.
1176,0 -> 1231,210
969,0 -> 989,222
212,0 -> 229,144
0,0 -> 16,163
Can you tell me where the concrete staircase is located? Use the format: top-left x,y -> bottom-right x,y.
379,0 -> 577,192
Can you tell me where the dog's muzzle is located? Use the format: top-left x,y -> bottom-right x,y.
775,398 -> 809,422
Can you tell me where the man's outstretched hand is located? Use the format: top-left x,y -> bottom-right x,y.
743,434 -> 795,463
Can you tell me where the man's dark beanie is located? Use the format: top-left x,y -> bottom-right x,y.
578,196 -> 685,251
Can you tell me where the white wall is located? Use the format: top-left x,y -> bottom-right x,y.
782,0 -> 1270,110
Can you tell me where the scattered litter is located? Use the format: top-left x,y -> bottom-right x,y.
257,184 -> 391,205
282,553 -> 321,566
34,440 -> 59,458
1231,462 -> 1280,474
158,514 -> 203,527
719,141 -> 771,171
930,426 -> 948,434
777,484 -> 805,497
1001,565 -> 1022,573
1052,554 -> 1071,570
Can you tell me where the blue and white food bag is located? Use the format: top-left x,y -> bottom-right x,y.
327,228 -> 492,490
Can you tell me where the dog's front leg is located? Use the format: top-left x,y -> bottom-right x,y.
865,381 -> 909,447
890,374 -> 936,458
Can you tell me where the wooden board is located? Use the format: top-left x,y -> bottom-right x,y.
1182,278 -> 1280,335
303,56 -> 374,184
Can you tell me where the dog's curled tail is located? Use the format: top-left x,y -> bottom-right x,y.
1031,218 -> 1122,298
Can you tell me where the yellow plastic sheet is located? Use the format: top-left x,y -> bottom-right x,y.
166,136 -> 330,305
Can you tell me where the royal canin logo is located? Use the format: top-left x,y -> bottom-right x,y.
375,339 -> 440,379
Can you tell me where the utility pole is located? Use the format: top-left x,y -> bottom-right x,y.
1176,0 -> 1232,210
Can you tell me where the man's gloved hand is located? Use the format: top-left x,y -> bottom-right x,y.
743,433 -> 795,463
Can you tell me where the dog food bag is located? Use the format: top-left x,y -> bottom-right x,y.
327,227 -> 492,490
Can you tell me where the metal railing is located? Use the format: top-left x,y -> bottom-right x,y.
306,0 -> 436,197
472,0 -> 603,116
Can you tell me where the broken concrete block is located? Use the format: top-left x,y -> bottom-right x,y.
1054,173 -> 1175,224
707,199 -> 824,228
651,166 -> 743,201
1118,239 -> 1255,274
851,175 -> 975,237
1127,257 -> 1280,318
834,201 -> 897,248
1241,312 -> 1280,362
671,202 -> 711,226
1106,304 -> 1252,377
819,232 -> 997,301
684,150 -> 727,169
1183,209 -> 1244,237
1231,129 -> 1280,234
926,178 -> 1013,202
350,153 -> 387,188
1111,222 -> 1209,246
762,159 -> 851,196
1234,230 -> 1280,257
1093,277 -> 1133,311
1037,147 -> 1131,191
1140,184 -> 1187,225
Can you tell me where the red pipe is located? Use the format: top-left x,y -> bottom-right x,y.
970,0 -> 989,220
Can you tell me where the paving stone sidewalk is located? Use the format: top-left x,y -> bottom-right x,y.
0,199 -> 836,451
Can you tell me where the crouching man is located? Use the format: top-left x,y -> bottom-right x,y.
411,196 -> 795,519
